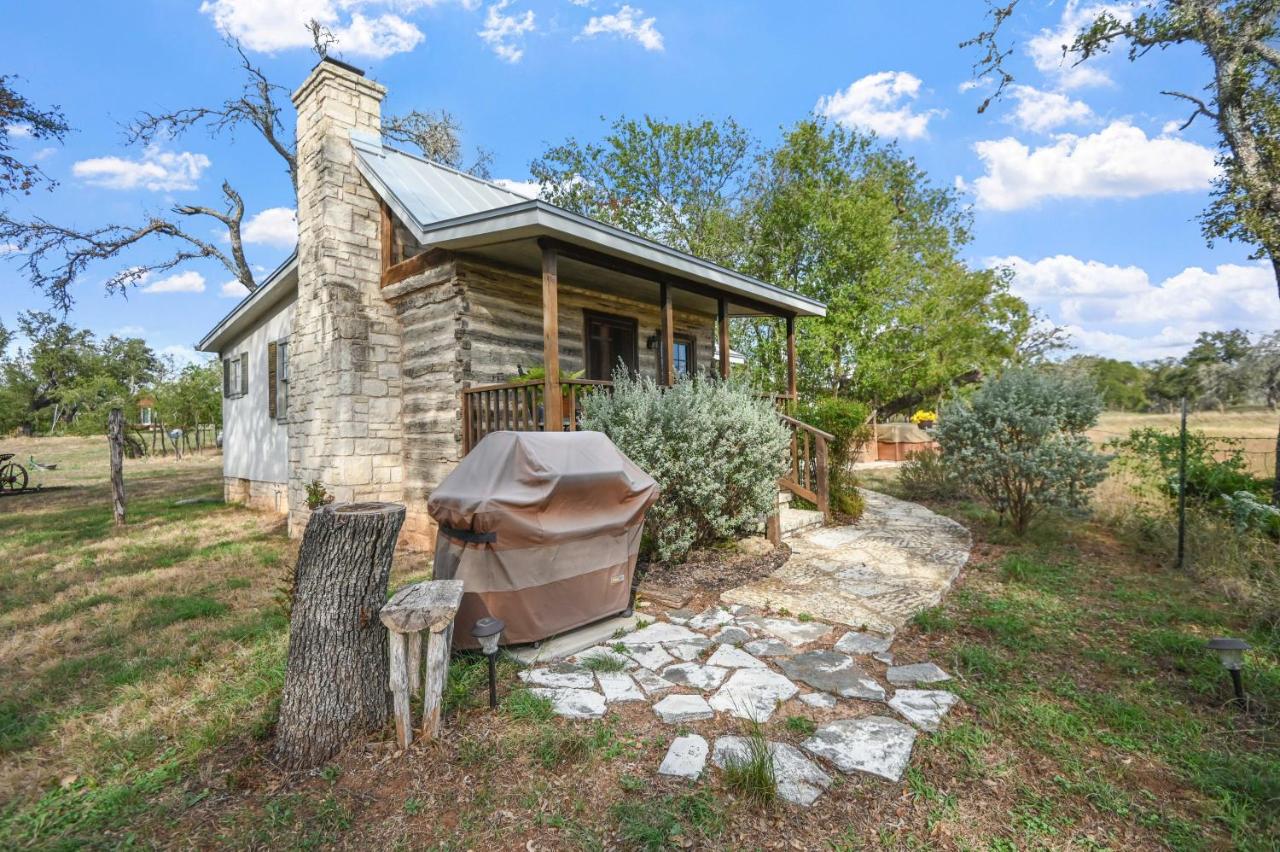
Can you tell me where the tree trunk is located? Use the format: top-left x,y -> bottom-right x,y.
274,502 -> 406,771
108,408 -> 126,526
1271,252 -> 1280,505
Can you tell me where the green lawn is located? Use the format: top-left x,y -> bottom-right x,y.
1,438 -> 1276,849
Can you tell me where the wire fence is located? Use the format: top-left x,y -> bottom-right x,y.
1086,428 -> 1277,477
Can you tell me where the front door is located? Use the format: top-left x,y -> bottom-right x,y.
584,311 -> 638,381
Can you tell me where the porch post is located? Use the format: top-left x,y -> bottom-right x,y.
718,296 -> 730,380
785,314 -> 797,399
540,240 -> 562,429
660,280 -> 675,386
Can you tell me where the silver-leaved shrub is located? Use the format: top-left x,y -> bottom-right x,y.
580,372 -> 789,562
936,369 -> 1109,535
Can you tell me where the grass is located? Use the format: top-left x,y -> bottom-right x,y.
719,721 -> 777,808
579,651 -> 628,672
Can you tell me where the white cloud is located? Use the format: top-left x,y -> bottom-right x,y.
991,254 -> 1280,359
492,177 -> 538,198
221,279 -> 252,298
32,146 -> 57,161
5,123 -> 32,138
142,271 -> 206,294
159,344 -> 205,368
241,207 -> 298,248
1006,84 -> 1094,132
815,71 -> 943,140
478,0 -> 535,62
199,0 -> 428,59
73,146 -> 211,191
0,243 -> 17,254
1027,1 -> 1131,90
968,121 -> 1218,211
113,325 -> 146,337
580,5 -> 663,51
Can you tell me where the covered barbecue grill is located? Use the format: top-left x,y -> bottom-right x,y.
427,431 -> 659,648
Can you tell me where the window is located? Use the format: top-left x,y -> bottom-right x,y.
223,353 -> 248,399
671,334 -> 696,378
269,340 -> 288,421
139,406 -> 153,426
584,311 -> 638,381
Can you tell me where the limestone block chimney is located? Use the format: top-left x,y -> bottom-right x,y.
287,58 -> 405,535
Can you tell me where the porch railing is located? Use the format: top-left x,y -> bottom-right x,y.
778,413 -> 832,521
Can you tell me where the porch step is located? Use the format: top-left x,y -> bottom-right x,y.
779,505 -> 824,539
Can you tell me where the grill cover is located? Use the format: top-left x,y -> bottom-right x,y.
427,431 -> 659,648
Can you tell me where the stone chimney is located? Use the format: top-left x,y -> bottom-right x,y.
287,59 -> 405,535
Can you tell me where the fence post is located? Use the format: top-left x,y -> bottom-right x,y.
108,408 -> 126,526
1175,396 -> 1187,571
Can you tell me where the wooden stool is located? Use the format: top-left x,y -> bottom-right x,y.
379,579 -> 464,749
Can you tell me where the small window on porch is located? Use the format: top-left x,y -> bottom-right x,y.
671,334 -> 695,378
584,311 -> 638,381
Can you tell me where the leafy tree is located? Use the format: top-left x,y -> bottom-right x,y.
1057,355 -> 1150,410
153,361 -> 221,431
935,369 -> 1109,535
1241,329 -> 1280,408
964,0 -> 1280,499
0,75 -> 68,196
1144,358 -> 1202,413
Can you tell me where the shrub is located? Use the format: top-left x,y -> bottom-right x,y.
935,369 -> 1108,536
898,446 -> 966,502
1108,427 -> 1264,503
580,372 -> 789,562
792,396 -> 871,521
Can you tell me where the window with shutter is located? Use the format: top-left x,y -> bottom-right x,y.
223,358 -> 231,398
239,352 -> 248,398
277,342 -> 289,419
267,341 -> 278,418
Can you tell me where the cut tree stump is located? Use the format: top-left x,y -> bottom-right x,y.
274,502 -> 406,771
380,579 -> 464,748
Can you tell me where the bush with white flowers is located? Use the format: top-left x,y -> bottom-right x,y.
581,372 -> 789,562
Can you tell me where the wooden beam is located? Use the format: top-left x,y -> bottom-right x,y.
380,202 -> 395,277
541,237 -> 794,319
718,296 -> 730,379
786,314 -> 797,400
660,281 -> 675,386
540,241 -> 562,429
381,248 -> 452,288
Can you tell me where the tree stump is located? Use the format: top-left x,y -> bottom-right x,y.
379,579 -> 464,748
107,408 -> 126,526
274,502 -> 406,771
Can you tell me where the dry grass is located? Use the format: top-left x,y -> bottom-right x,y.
1091,409 -> 1278,477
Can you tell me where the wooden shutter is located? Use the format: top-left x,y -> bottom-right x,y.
240,353 -> 248,398
267,341 -> 278,418
223,359 -> 231,398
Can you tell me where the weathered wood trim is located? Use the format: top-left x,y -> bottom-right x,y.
718,296 -> 730,379
659,281 -> 674,386
382,247 -> 453,288
786,314 -> 797,400
380,201 -> 395,278
540,241 -> 562,428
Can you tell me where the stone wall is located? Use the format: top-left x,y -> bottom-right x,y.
224,477 -> 289,515
287,60 -> 406,539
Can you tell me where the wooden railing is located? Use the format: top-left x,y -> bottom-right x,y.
460,378 -> 612,453
778,413 -> 832,522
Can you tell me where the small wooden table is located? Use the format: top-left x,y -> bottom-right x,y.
379,579 -> 464,749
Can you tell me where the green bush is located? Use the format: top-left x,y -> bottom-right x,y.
792,396 -> 871,521
580,372 -> 789,562
936,369 -> 1108,535
1108,427 -> 1265,503
898,446 -> 966,502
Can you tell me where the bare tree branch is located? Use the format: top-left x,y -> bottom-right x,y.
381,109 -> 494,177
126,42 -> 296,189
306,18 -> 338,58
958,0 -> 1019,113
1161,88 -> 1221,128
0,75 -> 70,195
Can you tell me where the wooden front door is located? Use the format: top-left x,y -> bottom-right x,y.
584,311 -> 638,381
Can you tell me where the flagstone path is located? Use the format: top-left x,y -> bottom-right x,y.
512,490 -> 975,808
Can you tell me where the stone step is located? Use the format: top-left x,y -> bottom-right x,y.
780,505 -> 824,538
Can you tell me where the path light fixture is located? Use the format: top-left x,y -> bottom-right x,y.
471,616 -> 505,709
1206,637 -> 1250,707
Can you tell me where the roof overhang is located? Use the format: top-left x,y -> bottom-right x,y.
195,253 -> 299,353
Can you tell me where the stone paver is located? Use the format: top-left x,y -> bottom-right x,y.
706,645 -> 767,669
620,623 -> 702,646
530,687 -> 607,719
626,644 -> 675,671
667,638 -> 713,661
665,608 -> 697,625
800,692 -> 837,709
743,638 -> 796,657
597,671 -> 646,703
518,664 -> 595,690
738,615 -> 832,646
834,630 -> 894,655
632,668 -> 677,696
708,667 -> 798,721
801,716 -> 918,781
888,689 -> 959,731
687,607 -> 735,631
653,694 -> 715,723
712,737 -> 832,807
661,662 -> 729,691
887,662 -> 952,685
722,489 -> 971,632
659,734 -> 709,779
713,626 -> 751,645
779,651 -> 886,701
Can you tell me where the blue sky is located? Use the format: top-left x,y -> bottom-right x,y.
3,0 -> 1275,367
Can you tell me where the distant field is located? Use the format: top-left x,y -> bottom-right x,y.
1090,409 -> 1278,477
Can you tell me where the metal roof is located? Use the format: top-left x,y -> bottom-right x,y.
351,131 -> 531,224
195,253 -> 298,353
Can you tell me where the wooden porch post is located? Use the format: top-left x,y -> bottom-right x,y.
785,314 -> 797,400
540,241 -> 562,429
660,280 -> 675,386
718,296 -> 730,380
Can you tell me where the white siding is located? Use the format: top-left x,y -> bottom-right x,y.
220,297 -> 294,485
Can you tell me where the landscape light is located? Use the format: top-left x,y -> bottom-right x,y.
1206,637 -> 1250,707
471,616 -> 505,709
